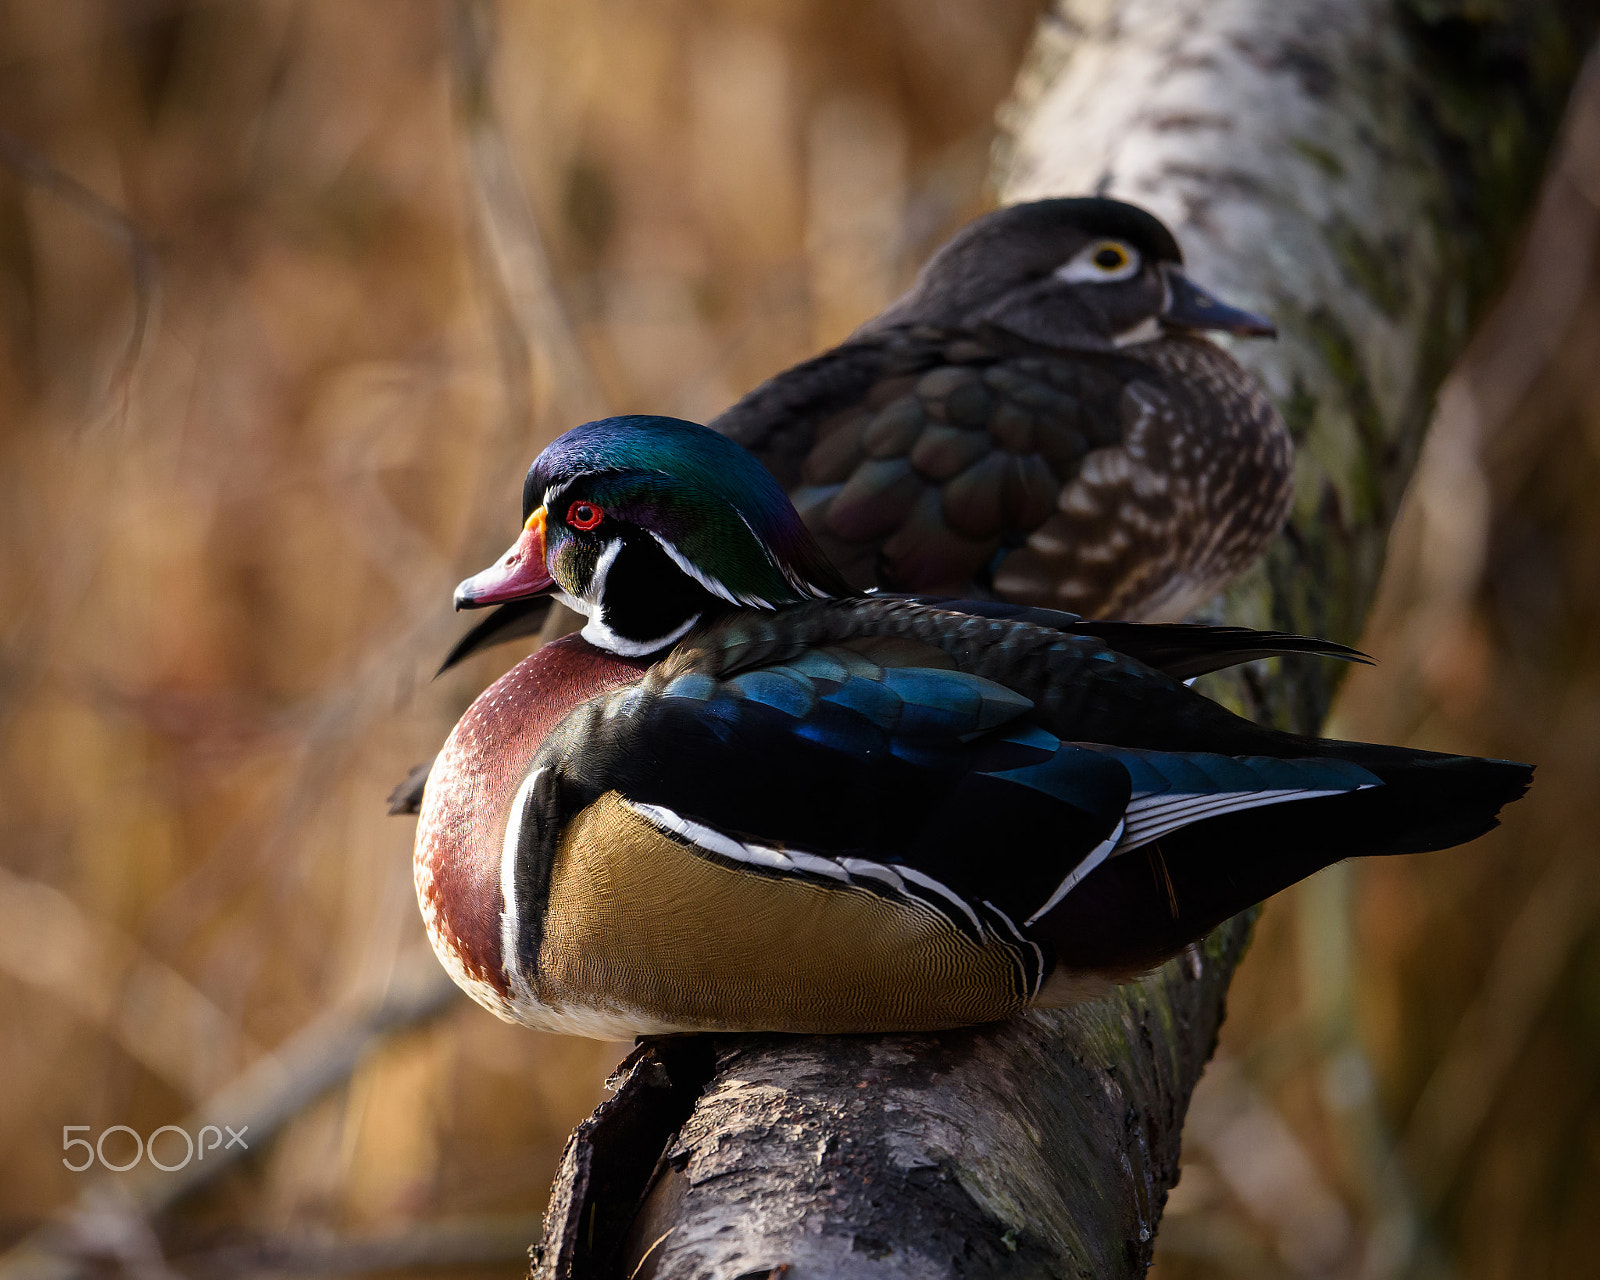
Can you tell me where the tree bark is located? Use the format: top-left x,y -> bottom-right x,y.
532,3 -> 1595,1275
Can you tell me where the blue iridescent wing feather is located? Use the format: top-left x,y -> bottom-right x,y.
539,640 -> 1387,934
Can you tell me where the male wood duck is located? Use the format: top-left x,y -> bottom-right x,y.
413,415 -> 1530,1037
435,199 -> 1291,676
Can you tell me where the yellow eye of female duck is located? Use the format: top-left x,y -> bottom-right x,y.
1091,242 -> 1130,271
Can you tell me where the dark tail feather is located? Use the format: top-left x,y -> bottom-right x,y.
892,596 -> 1371,681
1045,751 -> 1532,974
1066,621 -> 1371,681
386,757 -> 436,816
436,597 -> 553,676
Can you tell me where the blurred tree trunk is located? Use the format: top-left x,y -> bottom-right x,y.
533,4 -> 1596,1276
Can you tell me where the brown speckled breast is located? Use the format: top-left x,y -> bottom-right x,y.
413,634 -> 651,1018
993,337 -> 1292,621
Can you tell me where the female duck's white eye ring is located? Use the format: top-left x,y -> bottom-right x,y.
567,500 -> 604,531
1054,239 -> 1141,284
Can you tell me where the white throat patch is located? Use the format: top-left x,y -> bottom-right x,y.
581,611 -> 700,658
566,537 -> 701,657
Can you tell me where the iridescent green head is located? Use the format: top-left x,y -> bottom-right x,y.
455,416 -> 852,655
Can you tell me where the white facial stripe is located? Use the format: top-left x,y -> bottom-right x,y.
566,533 -> 702,655
1025,816 -> 1126,926
1054,240 -> 1142,284
584,537 -> 623,610
550,485 -> 832,613
649,528 -> 820,609
545,543 -> 612,628
648,532 -> 757,608
732,510 -> 832,600
541,481 -> 573,515
500,768 -> 545,1004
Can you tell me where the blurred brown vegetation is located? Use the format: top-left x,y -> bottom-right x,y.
0,0 -> 1039,1271
1,2 -> 1597,1278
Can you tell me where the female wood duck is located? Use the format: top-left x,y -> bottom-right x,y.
415,416 -> 1530,1038
435,199 -> 1292,675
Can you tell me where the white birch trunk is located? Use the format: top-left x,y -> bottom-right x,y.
531,4 -> 1595,1275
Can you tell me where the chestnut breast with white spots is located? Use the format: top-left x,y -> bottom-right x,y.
413,635 -> 651,1021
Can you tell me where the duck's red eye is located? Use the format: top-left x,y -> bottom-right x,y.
566,500 -> 604,531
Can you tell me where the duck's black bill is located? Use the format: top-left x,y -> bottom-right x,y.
1161,268 -> 1276,338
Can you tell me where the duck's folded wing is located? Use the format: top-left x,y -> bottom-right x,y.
536,645 -> 1120,932
534,643 -> 1381,941
709,329 -> 940,489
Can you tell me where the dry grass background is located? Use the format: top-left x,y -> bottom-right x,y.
0,3 -> 1597,1278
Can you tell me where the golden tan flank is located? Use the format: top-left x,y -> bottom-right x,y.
532,792 -> 1032,1034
